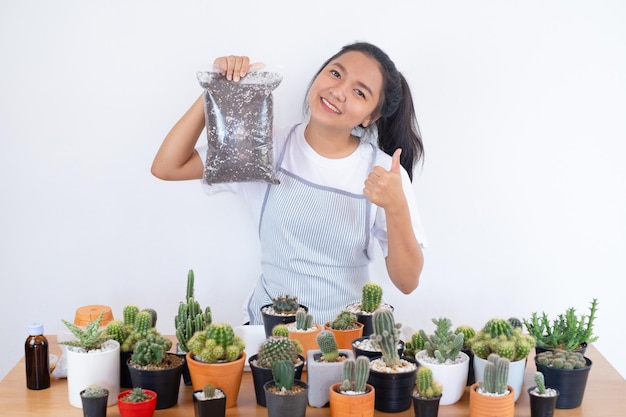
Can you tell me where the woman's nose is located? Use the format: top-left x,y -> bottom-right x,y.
329,85 -> 346,101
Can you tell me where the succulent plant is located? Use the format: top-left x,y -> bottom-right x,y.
105,305 -> 158,353
523,298 -> 599,351
479,353 -> 510,395
120,387 -> 153,403
360,282 -> 383,313
507,317 -> 522,329
536,349 -> 587,369
402,331 -> 426,359
370,308 -> 402,367
419,317 -> 464,363
187,322 -> 245,363
534,371 -> 546,395
339,356 -> 370,393
60,311 -> 112,352
330,310 -> 359,330
468,318 -> 536,361
316,330 -> 340,362
272,324 -> 290,337
174,269 -> 212,353
202,384 -> 217,399
414,366 -> 442,399
130,331 -> 173,366
454,325 -> 476,349
81,384 -> 108,398
256,336 -> 301,368
271,295 -> 300,315
272,359 -> 295,391
295,310 -> 313,330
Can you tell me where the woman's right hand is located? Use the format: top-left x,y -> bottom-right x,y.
213,55 -> 265,82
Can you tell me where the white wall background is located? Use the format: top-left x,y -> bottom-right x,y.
1,1 -> 624,381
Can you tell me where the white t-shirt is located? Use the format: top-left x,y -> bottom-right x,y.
198,123 -> 427,258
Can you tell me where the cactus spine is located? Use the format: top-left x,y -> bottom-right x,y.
371,308 -> 401,367
480,353 -> 509,395
186,322 -> 245,363
361,282 -> 382,313
415,366 -> 442,398
256,336 -> 300,368
316,330 -> 339,362
534,371 -> 546,395
175,269 -> 212,353
272,360 -> 295,391
339,356 -> 370,393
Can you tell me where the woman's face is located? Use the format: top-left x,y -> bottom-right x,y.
308,51 -> 383,131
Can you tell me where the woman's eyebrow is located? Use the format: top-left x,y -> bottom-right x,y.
332,62 -> 374,97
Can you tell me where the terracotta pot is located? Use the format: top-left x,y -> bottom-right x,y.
329,382 -> 375,417
117,389 -> 157,417
185,352 -> 246,409
288,323 -> 322,356
473,355 -> 526,402
307,349 -> 355,407
468,382 -> 515,417
324,322 -> 365,350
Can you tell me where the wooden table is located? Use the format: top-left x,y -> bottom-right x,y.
1,336 -> 625,416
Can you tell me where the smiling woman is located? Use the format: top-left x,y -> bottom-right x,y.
151,42 -> 427,327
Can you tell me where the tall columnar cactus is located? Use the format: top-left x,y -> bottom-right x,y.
272,360 -> 295,391
316,330 -> 339,362
339,356 -> 370,393
534,371 -> 546,395
403,331 -> 426,359
123,305 -> 140,326
295,310 -> 313,330
107,305 -> 157,352
480,353 -> 510,395
186,322 -> 245,363
419,317 -> 464,363
371,308 -> 402,367
415,366 -> 442,398
361,282 -> 383,313
130,332 -> 173,366
256,336 -> 300,368
175,269 -> 212,353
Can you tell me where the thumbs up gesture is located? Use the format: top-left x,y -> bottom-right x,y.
363,148 -> 406,210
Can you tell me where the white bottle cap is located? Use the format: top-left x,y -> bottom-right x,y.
28,322 -> 44,336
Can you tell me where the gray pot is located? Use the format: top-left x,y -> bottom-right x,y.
306,349 -> 354,407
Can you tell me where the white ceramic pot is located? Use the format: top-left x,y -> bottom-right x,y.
415,350 -> 469,405
66,339 -> 120,408
473,355 -> 526,402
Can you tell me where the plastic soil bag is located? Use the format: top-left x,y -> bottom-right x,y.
197,71 -> 283,185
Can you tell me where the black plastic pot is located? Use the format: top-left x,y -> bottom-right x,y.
260,304 -> 308,338
120,351 -> 133,388
80,389 -> 109,417
248,353 -> 305,407
462,348 -> 476,386
264,380 -> 308,417
528,387 -> 559,417
352,336 -> 405,361
535,356 -> 592,409
192,389 -> 226,417
127,354 -> 183,409
368,365 -> 417,413
412,394 -> 441,417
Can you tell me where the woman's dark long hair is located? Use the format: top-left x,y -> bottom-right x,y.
305,42 -> 424,181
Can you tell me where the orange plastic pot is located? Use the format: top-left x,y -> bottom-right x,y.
469,382 -> 514,417
288,323 -> 322,355
186,352 -> 246,409
329,382 -> 375,417
324,322 -> 365,350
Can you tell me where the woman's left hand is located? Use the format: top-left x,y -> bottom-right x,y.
364,148 -> 406,212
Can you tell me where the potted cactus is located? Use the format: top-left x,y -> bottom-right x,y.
263,359 -> 309,417
469,353 -> 514,417
534,349 -> 592,409
324,309 -> 365,350
261,294 -> 308,338
412,366 -> 443,417
117,387 -> 157,417
307,329 -> 355,407
414,317 -> 468,406
367,308 -> 418,413
126,331 -> 183,409
285,310 -> 322,356
528,371 -> 559,417
192,384 -> 226,417
248,334 -> 305,407
60,311 -> 120,408
80,384 -> 109,417
345,282 -> 393,336
468,317 -> 536,402
174,269 -> 212,386
185,322 -> 246,408
329,356 -> 375,417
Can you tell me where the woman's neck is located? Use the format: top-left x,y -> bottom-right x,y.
304,123 -> 359,159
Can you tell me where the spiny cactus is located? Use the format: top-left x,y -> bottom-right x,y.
371,308 -> 402,367
174,269 -> 212,353
81,384 -> 108,398
123,305 -> 140,326
118,310 -> 159,352
361,282 -> 382,313
403,331 -> 426,359
455,325 -> 476,349
202,384 -> 217,399
60,311 -> 112,352
479,353 -> 509,395
536,349 -> 587,369
130,332 -> 173,366
414,366 -> 442,398
272,359 -> 295,391
507,317 -> 522,329
295,310 -> 313,330
468,318 -> 536,361
271,295 -> 300,315
187,322 -> 245,363
419,317 -> 464,363
534,371 -> 546,395
330,310 -> 359,330
272,324 -> 290,337
256,336 -> 300,368
120,387 -> 153,403
316,330 -> 339,362
339,356 -> 370,393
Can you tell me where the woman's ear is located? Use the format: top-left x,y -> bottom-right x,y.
361,114 -> 380,128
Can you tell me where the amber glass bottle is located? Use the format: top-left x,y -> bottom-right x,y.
25,322 -> 50,390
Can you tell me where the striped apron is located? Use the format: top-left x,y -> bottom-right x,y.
247,124 -> 376,325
